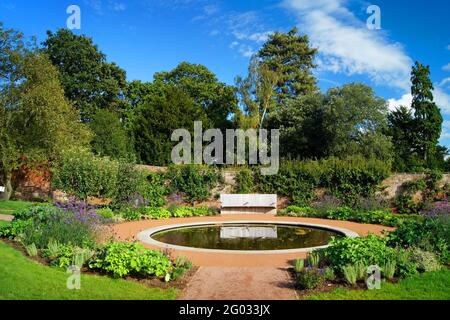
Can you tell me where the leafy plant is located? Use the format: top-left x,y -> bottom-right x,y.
25,243 -> 38,257
308,252 -> 320,268
143,207 -> 171,220
89,242 -> 172,279
96,208 -> 115,219
323,267 -> 336,282
167,165 -> 221,203
322,235 -> 396,272
294,259 -> 305,273
381,259 -> 397,280
408,247 -> 441,272
395,248 -> 419,279
235,168 -> 255,193
354,261 -> 367,281
342,264 -> 358,286
326,207 -> 354,221
296,268 -> 325,290
121,208 -> 141,221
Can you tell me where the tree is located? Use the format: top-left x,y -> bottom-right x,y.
258,27 -> 318,104
42,29 -> 127,121
268,93 -> 328,158
410,61 -> 443,167
322,83 -> 392,162
153,62 -> 238,130
0,27 -> 91,200
130,84 -> 210,165
235,58 -> 278,129
90,109 -> 134,161
387,106 -> 420,172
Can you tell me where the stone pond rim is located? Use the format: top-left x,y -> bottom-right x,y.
137,220 -> 360,254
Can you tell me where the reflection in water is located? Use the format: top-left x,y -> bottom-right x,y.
152,224 -> 343,251
220,226 -> 278,239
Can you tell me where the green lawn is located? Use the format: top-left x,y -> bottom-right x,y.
0,241 -> 178,300
307,270 -> 450,300
0,200 -> 35,215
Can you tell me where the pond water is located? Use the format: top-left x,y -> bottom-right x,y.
151,223 -> 343,251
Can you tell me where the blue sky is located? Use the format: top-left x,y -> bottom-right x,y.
1,0 -> 450,145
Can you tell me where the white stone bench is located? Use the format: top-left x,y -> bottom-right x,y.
220,194 -> 277,215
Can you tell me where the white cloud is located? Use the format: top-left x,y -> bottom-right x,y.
440,77 -> 450,88
387,93 -> 412,111
443,63 -> 450,71
447,44 -> 450,50
110,2 -> 126,12
284,0 -> 412,90
284,0 -> 450,118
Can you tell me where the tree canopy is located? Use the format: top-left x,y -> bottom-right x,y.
42,29 -> 127,122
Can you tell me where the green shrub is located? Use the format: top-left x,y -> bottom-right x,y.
395,248 -> 419,278
121,208 -> 141,221
387,216 -> 450,264
143,207 -> 171,220
171,256 -> 193,281
13,205 -> 60,222
296,268 -> 325,290
172,206 -> 194,218
308,252 -> 321,268
354,261 -> 367,281
142,173 -> 168,208
294,259 -> 305,273
408,248 -> 441,272
25,243 -> 38,257
235,168 -> 255,193
381,259 -> 396,280
323,267 -> 336,281
342,265 -> 358,285
326,207 -> 354,221
52,148 -> 119,199
43,240 -> 61,260
0,219 -> 32,239
96,208 -> 115,219
167,165 -> 221,203
282,206 -> 315,217
16,208 -> 99,249
89,242 -> 172,279
322,235 -> 395,272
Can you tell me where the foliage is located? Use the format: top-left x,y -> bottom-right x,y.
342,265 -> 358,286
96,208 -> 115,219
381,259 -> 397,280
0,241 -> 178,300
42,29 -> 127,122
121,208 -> 141,221
411,62 -> 443,169
25,243 -> 38,257
323,267 -> 336,282
89,242 -> 172,279
153,62 -> 238,130
171,256 -> 193,281
0,25 -> 91,200
142,173 -> 168,208
130,84 -> 210,165
408,248 -> 441,272
167,165 -> 221,203
2,203 -> 101,249
387,216 -> 450,264
307,252 -> 320,268
52,148 -> 118,199
90,109 -> 134,161
296,268 -> 325,290
257,27 -> 318,103
142,207 -> 171,220
395,248 -> 419,279
281,206 -> 399,227
321,235 -> 396,272
235,168 -> 255,193
294,259 -> 305,273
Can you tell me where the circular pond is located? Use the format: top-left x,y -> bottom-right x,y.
149,223 -> 344,251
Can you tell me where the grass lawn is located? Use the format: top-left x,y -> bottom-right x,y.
0,200 -> 35,215
307,270 -> 450,300
0,241 -> 178,300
